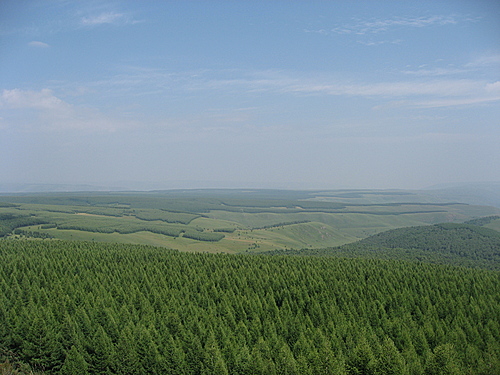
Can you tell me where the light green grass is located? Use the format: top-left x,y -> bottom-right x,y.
189,217 -> 243,230
485,218 -> 500,232
24,227 -> 231,253
23,221 -> 354,253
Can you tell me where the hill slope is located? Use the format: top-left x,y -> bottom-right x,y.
358,222 -> 500,253
270,222 -> 500,270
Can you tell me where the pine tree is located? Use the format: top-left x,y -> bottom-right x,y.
114,323 -> 141,374
275,341 -> 298,375
293,332 -> 314,375
313,339 -> 346,375
372,337 -> 408,375
233,345 -> 253,375
252,337 -> 278,375
425,344 -> 462,375
347,336 -> 376,375
90,325 -> 115,375
60,345 -> 89,375
134,323 -> 160,374
21,311 -> 58,370
202,331 -> 228,375
161,334 -> 187,375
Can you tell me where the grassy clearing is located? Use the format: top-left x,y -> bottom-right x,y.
486,221 -> 500,232
23,227 -> 232,253
239,222 -> 358,250
22,222 -> 355,253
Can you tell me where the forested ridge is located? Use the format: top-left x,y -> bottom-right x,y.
357,223 -> 500,251
1,240 -> 499,374
271,222 -> 500,270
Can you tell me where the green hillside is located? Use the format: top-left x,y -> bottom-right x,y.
466,215 -> 500,232
275,222 -> 500,270
1,240 -> 499,374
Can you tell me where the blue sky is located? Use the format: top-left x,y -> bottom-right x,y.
1,0 -> 499,190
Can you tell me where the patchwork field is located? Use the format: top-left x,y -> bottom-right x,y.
1,189 -> 499,253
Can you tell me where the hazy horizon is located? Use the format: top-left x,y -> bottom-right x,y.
1,1 -> 499,190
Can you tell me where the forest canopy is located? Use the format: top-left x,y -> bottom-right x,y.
1,240 -> 499,374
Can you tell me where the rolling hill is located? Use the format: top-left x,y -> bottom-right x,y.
1,189 -> 500,253
271,218 -> 500,270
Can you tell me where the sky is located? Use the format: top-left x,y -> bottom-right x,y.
1,0 -> 499,190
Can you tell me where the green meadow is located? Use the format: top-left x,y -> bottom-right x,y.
1,189 -> 499,253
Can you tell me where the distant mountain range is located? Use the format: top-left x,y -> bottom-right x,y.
2,182 -> 500,210
0,183 -> 127,193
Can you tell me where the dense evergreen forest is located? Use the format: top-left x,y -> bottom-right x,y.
1,240 -> 499,374
272,221 -> 500,271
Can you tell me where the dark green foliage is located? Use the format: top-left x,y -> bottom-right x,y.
0,202 -> 18,208
13,229 -> 54,239
181,230 -> 225,242
55,223 -> 185,238
132,209 -> 200,225
1,240 -> 499,374
60,346 -> 88,375
1,346 -> 42,374
213,228 -> 236,233
0,214 -> 47,237
372,337 -> 407,375
41,224 -> 57,229
251,220 -> 311,230
351,223 -> 500,269
464,215 -> 500,226
54,223 -> 225,242
425,344 -> 462,375
359,223 -> 500,249
272,222 -> 500,270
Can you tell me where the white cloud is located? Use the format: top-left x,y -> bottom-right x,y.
28,41 -> 49,48
407,96 -> 500,109
80,12 -> 137,26
331,14 -> 464,35
251,76 -> 484,98
0,89 -> 126,132
466,54 -> 500,68
304,14 -> 475,48
401,67 -> 469,76
400,53 -> 499,78
357,39 -> 402,46
187,70 -> 500,110
1,89 -> 66,110
83,67 -> 500,111
485,81 -> 500,93
340,132 -> 479,145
